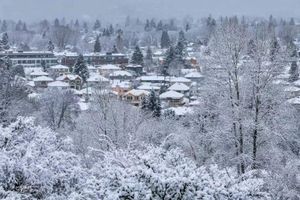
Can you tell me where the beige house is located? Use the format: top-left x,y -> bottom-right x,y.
124,89 -> 150,106
56,74 -> 82,90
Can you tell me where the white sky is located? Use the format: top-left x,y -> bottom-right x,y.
0,0 -> 299,22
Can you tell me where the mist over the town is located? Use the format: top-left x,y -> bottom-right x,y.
0,0 -> 299,199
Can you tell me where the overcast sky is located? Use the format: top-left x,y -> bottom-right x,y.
0,0 -> 299,22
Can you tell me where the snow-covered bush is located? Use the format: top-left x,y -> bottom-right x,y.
0,117 -> 87,199
89,147 -> 271,200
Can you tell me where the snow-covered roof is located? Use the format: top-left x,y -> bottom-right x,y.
185,72 -> 204,79
26,81 -> 35,87
57,74 -> 82,81
87,74 -> 109,82
112,81 -> 132,89
188,99 -> 202,106
138,84 -> 160,91
138,76 -> 168,82
287,97 -> 300,105
160,91 -> 184,99
170,77 -> 192,83
126,64 -> 143,68
78,102 -> 89,111
33,76 -> 53,82
110,70 -> 132,77
293,80 -> 300,87
284,86 -> 300,92
48,81 -> 69,87
125,89 -> 150,97
98,64 -> 121,70
87,65 -> 97,70
50,64 -> 69,69
30,71 -> 48,76
168,83 -> 190,91
24,67 -> 43,75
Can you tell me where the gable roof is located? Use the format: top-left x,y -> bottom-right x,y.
160,91 -> 184,99
168,83 -> 190,91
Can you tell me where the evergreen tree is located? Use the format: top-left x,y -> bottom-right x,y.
83,22 -> 89,33
150,19 -> 156,29
156,20 -> 163,31
94,35 -> 101,53
178,30 -> 186,44
247,39 -> 256,57
175,41 -> 184,57
109,24 -> 114,35
73,54 -> 89,83
0,32 -> 10,50
270,37 -> 280,61
131,45 -> 144,65
145,46 -> 153,62
185,23 -> 191,32
11,65 -> 25,77
112,45 -> 118,53
1,20 -> 7,32
161,30 -> 171,49
54,18 -> 60,27
165,46 -> 175,67
93,19 -> 101,30
144,19 -> 151,32
289,61 -> 299,82
41,60 -> 47,72
15,20 -> 22,31
74,19 -> 80,28
47,40 -> 55,52
116,33 -> 124,53
22,23 -> 27,32
141,90 -> 161,118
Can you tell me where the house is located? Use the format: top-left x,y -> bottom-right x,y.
284,86 -> 300,98
137,75 -> 170,84
124,89 -> 150,106
98,64 -> 121,77
137,83 -> 160,92
49,64 -> 69,77
160,91 -> 184,107
112,81 -> 132,97
87,74 -> 110,88
170,77 -> 192,86
184,72 -> 204,83
47,81 -> 70,89
33,76 -> 54,88
124,64 -> 143,76
168,83 -> 190,97
56,74 -> 82,90
30,70 -> 49,80
109,70 -> 133,81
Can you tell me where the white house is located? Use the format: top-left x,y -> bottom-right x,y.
160,91 -> 184,107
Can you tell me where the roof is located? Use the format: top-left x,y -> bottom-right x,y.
185,72 -> 204,78
112,81 -> 132,89
50,64 -> 69,69
170,77 -> 192,83
98,64 -> 121,70
33,76 -> 53,82
126,64 -> 143,68
125,89 -> 150,97
293,80 -> 300,86
160,91 -> 184,99
284,86 -> 300,92
138,76 -> 168,82
287,97 -> 300,105
57,74 -> 82,81
87,74 -> 109,82
165,107 -> 194,116
48,81 -> 69,87
168,83 -> 190,91
30,71 -> 48,76
138,84 -> 160,90
110,70 -> 132,77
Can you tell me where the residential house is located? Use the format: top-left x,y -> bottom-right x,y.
56,74 -> 82,90
49,64 -> 69,77
33,76 -> 54,88
124,89 -> 150,106
87,74 -> 110,88
168,83 -> 190,97
98,64 -> 121,77
48,81 -> 70,89
160,91 -> 184,107
109,70 -> 133,81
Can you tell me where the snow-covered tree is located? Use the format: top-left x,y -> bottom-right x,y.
161,30 -> 171,49
93,35 -> 101,53
73,54 -> 89,82
131,45 -> 144,65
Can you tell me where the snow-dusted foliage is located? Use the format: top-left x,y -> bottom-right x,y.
0,117 -> 86,199
0,117 -> 271,199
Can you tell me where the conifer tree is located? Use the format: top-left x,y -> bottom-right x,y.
141,90 -> 161,118
93,19 -> 101,30
0,32 -> 9,50
131,45 -> 144,65
161,30 -> 171,49
94,35 -> 101,53
73,54 -> 89,83
47,40 -> 55,52
289,61 -> 299,82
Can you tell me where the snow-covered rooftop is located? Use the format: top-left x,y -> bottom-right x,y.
168,83 -> 190,91
160,91 -> 184,99
98,64 -> 121,70
48,81 -> 69,87
57,74 -> 82,81
87,74 -> 109,82
50,64 -> 69,69
125,89 -> 150,97
185,72 -> 204,79
30,71 -> 48,76
110,70 -> 132,77
170,77 -> 192,83
33,76 -> 53,82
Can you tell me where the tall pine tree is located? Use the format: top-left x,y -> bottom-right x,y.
131,45 -> 144,65
94,35 -> 101,53
73,54 -> 89,83
289,61 -> 299,82
161,30 -> 171,49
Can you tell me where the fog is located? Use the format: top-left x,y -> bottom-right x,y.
0,0 -> 299,22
